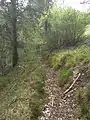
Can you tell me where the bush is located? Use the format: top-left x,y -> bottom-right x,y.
41,7 -> 89,50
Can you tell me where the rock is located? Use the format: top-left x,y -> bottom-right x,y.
58,118 -> 63,120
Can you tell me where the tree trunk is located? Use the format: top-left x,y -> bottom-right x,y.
11,0 -> 18,67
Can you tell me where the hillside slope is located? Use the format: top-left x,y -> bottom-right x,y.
39,45 -> 90,120
0,56 -> 45,120
0,45 -> 90,120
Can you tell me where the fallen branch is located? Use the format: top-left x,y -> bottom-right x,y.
64,73 -> 81,95
51,96 -> 55,107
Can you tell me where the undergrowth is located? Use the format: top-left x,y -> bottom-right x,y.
0,76 -> 11,90
84,25 -> 90,38
0,53 -> 45,120
59,68 -> 73,87
77,86 -> 90,120
49,45 -> 90,70
49,43 -> 90,119
49,45 -> 90,87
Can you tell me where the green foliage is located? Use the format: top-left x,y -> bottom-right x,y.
30,67 -> 45,120
49,45 -> 90,69
77,87 -> 84,104
86,86 -> 90,101
60,68 -> 73,80
77,86 -> 90,120
59,68 -> 73,87
30,100 -> 42,120
0,0 -> 90,119
80,104 -> 89,117
0,52 -> 45,120
84,25 -> 90,38
40,7 -> 89,50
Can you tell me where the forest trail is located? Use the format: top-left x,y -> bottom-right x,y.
39,66 -> 78,120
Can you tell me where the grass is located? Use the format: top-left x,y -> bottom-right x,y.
49,45 -> 90,70
86,86 -> 90,101
0,76 -> 11,90
59,68 -> 73,87
80,104 -> 89,119
0,53 -> 45,120
49,45 -> 90,87
77,86 -> 90,120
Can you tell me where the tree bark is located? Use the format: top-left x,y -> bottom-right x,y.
11,0 -> 18,67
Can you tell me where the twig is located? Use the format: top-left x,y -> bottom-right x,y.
51,96 -> 54,107
64,73 -> 81,95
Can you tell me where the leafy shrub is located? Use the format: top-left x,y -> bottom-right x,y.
41,7 -> 89,50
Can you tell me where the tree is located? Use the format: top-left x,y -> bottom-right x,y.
0,0 -> 19,67
11,0 -> 18,67
0,0 -> 52,70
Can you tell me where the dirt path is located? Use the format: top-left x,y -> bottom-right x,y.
39,67 -> 78,120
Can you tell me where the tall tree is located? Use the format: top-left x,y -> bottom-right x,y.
0,0 -> 53,70
11,0 -> 18,67
0,0 -> 18,67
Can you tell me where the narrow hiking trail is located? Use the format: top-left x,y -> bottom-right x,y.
39,66 -> 79,120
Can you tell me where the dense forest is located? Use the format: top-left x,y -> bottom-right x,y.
0,0 -> 90,120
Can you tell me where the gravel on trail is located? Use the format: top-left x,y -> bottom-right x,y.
39,67 -> 79,120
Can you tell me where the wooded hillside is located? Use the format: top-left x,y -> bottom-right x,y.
0,0 -> 90,120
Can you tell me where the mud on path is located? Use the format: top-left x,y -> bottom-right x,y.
39,66 -> 79,120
